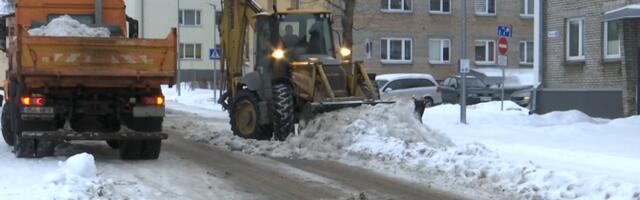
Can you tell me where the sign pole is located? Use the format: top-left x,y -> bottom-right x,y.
460,0 -> 468,124
497,25 -> 512,111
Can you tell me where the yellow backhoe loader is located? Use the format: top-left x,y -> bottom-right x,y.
218,0 -> 426,141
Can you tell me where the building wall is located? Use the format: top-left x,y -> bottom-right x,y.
543,0 -> 639,115
124,0 -> 221,82
340,0 -> 534,81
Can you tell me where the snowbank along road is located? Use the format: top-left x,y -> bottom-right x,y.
0,107 -> 475,200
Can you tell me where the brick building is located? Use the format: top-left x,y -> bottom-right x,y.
335,0 -> 535,81
542,0 -> 639,116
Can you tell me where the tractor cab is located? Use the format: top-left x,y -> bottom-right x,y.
254,11 -> 343,65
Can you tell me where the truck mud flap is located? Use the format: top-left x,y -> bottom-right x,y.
21,130 -> 168,140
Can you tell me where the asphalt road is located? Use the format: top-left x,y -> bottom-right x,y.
57,110 -> 474,200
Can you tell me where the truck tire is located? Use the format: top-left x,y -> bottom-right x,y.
106,140 -> 120,149
14,136 -> 36,158
2,105 -> 14,146
119,140 -> 142,160
230,89 -> 272,140
119,140 -> 161,160
272,84 -> 295,141
140,140 -> 161,159
128,117 -> 162,132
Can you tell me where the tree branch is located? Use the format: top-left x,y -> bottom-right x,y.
326,0 -> 346,12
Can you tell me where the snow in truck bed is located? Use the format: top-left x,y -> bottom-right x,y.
28,15 -> 111,38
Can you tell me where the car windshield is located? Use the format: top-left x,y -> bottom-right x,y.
466,78 -> 487,88
278,14 -> 334,56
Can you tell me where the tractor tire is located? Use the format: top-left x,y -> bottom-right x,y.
128,117 -> 163,132
230,89 -> 272,140
272,84 -> 295,141
106,140 -> 120,149
2,105 -> 14,146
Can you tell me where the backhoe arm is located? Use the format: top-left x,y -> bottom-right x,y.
219,0 -> 263,99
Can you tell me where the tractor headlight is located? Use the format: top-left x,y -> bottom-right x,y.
340,47 -> 351,57
272,49 -> 285,60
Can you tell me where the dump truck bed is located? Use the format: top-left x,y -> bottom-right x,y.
13,27 -> 177,88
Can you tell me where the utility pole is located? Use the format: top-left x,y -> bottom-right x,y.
460,0 -> 468,124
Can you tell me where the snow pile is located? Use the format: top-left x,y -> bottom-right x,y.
28,15 -> 110,37
39,153 -> 117,200
425,102 -> 640,200
172,101 -> 453,160
162,85 -> 227,118
164,86 -> 640,199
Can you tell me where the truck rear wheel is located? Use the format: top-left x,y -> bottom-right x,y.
106,140 -> 120,149
272,84 -> 295,141
230,89 -> 272,140
119,140 -> 161,160
2,105 -> 14,146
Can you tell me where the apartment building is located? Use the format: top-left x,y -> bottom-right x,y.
125,0 -> 221,83
542,0 -> 640,116
338,0 -> 534,81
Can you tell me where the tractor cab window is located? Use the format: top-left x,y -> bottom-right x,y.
278,14 -> 334,57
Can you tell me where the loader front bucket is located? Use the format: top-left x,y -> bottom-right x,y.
306,98 -> 428,122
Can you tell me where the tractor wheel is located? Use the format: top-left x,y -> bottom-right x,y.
230,89 -> 272,140
2,105 -> 14,146
272,84 -> 295,141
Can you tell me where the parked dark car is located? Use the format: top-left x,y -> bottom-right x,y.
510,88 -> 533,107
440,76 -> 499,105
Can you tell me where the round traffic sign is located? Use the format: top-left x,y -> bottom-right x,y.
498,37 -> 508,55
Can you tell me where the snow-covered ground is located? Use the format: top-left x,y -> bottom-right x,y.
164,85 -> 640,200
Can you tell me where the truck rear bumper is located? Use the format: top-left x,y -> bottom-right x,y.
21,130 -> 168,140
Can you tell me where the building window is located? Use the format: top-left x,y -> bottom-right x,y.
475,40 -> 495,64
381,38 -> 412,63
520,0 -> 534,17
429,38 -> 450,64
179,9 -> 201,26
520,41 -> 534,65
604,21 -> 622,59
566,18 -> 584,61
180,43 -> 202,60
429,0 -> 451,14
381,0 -> 412,12
475,0 -> 495,15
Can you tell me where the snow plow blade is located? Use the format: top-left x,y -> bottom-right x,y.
309,98 -> 428,119
21,130 -> 168,140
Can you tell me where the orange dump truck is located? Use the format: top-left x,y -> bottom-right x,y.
1,0 -> 177,159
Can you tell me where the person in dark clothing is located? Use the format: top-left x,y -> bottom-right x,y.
282,25 -> 299,48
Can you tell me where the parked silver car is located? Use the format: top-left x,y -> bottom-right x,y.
375,73 -> 443,107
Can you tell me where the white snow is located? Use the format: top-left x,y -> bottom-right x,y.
28,15 -> 111,38
0,151 -> 120,200
164,85 -> 640,200
40,153 -> 119,200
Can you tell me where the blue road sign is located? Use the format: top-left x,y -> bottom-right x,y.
497,25 -> 513,38
209,48 -> 221,60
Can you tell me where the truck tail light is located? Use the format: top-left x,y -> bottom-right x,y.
143,96 -> 164,106
20,97 -> 45,106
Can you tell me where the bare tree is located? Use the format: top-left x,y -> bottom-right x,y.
326,0 -> 355,59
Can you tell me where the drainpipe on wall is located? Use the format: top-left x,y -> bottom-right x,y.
532,0 -> 544,113
140,0 -> 144,37
94,0 -> 103,25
